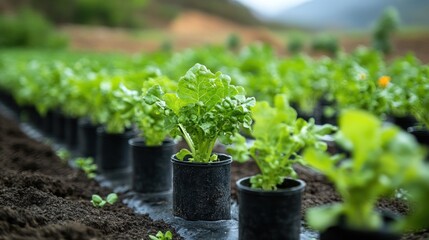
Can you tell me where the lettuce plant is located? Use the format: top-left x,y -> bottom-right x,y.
304,110 -> 424,231
135,76 -> 177,146
242,95 -> 335,190
149,231 -> 173,240
145,63 -> 255,163
75,157 -> 97,179
91,193 -> 118,208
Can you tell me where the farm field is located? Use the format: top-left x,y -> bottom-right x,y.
1,3 -> 429,240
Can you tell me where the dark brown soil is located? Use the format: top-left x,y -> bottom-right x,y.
0,114 -> 183,240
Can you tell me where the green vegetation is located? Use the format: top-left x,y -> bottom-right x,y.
311,34 -> 339,55
145,64 -> 255,162
75,157 -> 97,179
372,7 -> 400,54
149,231 -> 173,240
304,110 -> 425,231
226,33 -> 241,51
56,149 -> 71,163
0,8 -> 67,49
287,33 -> 304,54
231,95 -> 335,190
91,193 -> 118,208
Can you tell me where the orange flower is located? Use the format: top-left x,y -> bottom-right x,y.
378,75 -> 391,88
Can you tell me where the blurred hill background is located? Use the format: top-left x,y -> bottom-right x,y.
1,0 -> 429,61
2,0 -> 429,30
268,0 -> 429,29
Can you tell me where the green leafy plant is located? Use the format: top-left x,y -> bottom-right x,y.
56,148 -> 71,163
226,33 -> 240,50
311,34 -> 339,56
145,63 -> 255,163
232,94 -> 335,190
130,76 -> 177,146
372,7 -> 400,54
75,157 -> 97,179
304,110 -> 424,231
0,7 -> 68,49
91,193 -> 118,208
148,230 -> 173,240
287,33 -> 304,55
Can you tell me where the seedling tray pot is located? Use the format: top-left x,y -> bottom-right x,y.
236,177 -> 306,240
129,138 -> 176,193
65,116 -> 78,150
42,110 -> 54,136
52,110 -> 66,142
96,127 -> 137,172
172,154 -> 232,221
320,214 -> 400,240
77,118 -> 98,158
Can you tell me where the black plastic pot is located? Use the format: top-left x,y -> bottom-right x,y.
320,214 -> 400,240
407,127 -> 429,161
96,127 -> 137,172
391,115 -> 418,131
407,127 -> 429,146
77,118 -> 99,158
42,110 -> 54,136
129,138 -> 176,193
172,154 -> 232,221
22,105 -> 43,130
65,116 -> 79,150
52,110 -> 66,142
237,177 -> 306,240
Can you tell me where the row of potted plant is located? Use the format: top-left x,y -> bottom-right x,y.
1,56 -> 429,239
2,46 -> 428,130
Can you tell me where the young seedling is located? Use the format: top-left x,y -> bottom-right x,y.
91,193 -> 118,208
56,148 -> 70,163
74,157 -> 97,179
230,94 -> 335,190
148,230 -> 173,240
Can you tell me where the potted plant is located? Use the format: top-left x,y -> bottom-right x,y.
232,94 -> 335,240
92,75 -> 137,173
144,63 -> 255,221
303,110 -> 425,240
124,75 -> 178,193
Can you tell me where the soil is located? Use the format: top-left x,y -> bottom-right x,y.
0,114 -> 183,240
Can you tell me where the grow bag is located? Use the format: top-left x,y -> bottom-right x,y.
172,154 -> 232,221
96,127 -> 137,172
77,118 -> 99,158
129,138 -> 176,193
237,177 -> 306,240
52,110 -> 66,142
65,116 -> 78,150
320,214 -> 400,240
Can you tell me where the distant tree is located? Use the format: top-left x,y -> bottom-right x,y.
287,33 -> 304,55
226,33 -> 240,50
311,34 -> 339,56
372,7 -> 400,54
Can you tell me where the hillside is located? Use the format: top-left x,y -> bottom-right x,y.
270,0 -> 429,30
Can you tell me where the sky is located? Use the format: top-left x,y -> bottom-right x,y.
233,0 -> 312,17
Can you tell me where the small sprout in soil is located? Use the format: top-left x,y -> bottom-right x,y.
75,157 -> 97,179
148,230 -> 173,240
91,193 -> 118,208
56,148 -> 70,163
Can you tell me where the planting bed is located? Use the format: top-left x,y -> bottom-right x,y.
0,111 -> 182,239
1,104 -> 428,239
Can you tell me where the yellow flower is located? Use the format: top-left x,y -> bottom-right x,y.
378,75 -> 391,88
